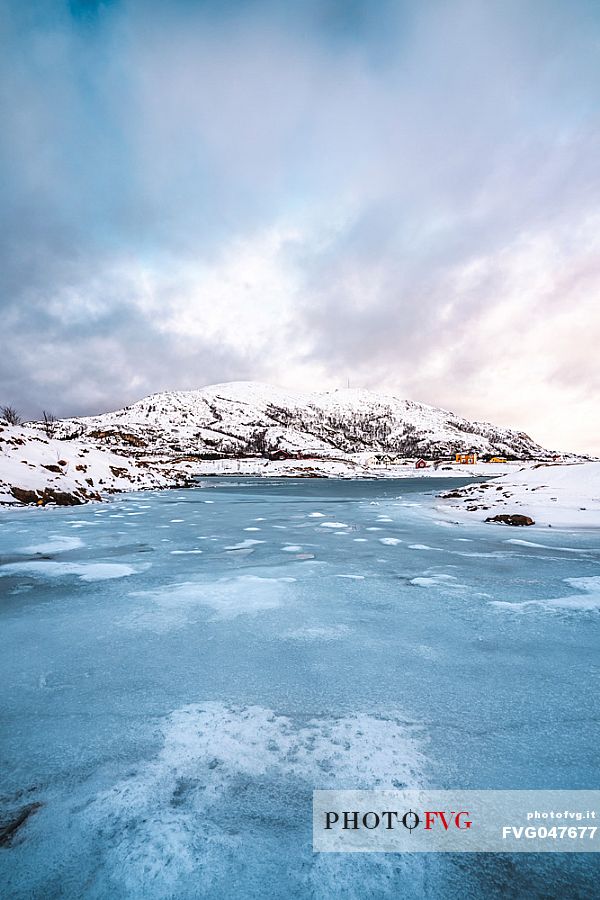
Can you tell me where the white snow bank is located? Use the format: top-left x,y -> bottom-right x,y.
438,462 -> 600,528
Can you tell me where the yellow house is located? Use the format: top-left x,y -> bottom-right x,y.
455,452 -> 477,464
489,456 -> 507,463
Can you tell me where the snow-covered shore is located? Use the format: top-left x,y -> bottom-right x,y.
189,455 -> 517,479
5,379 -> 574,507
0,424 -> 189,506
437,462 -> 600,529
0,425 -> 515,506
0,423 -> 525,507
3,421 -> 597,530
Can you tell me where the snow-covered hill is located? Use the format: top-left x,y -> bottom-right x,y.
48,381 -> 552,460
0,423 -> 189,506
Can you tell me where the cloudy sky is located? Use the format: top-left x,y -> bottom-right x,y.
2,0 -> 599,453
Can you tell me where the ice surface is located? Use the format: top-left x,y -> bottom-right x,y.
1,476 -> 598,898
284,624 -> 351,640
491,575 -> 600,611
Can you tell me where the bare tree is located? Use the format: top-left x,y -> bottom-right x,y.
252,428 -> 269,456
1,406 -> 22,425
42,410 -> 57,437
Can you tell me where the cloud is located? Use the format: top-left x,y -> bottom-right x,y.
1,0 -> 599,452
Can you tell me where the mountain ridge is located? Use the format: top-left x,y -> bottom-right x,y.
47,381 -> 552,460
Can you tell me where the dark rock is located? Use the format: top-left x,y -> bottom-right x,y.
109,466 -> 130,478
0,802 -> 42,847
10,486 -> 86,506
42,488 -> 85,506
41,464 -> 63,474
10,487 -> 39,504
485,514 -> 535,527
88,429 -> 147,447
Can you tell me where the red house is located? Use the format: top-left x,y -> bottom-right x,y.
415,458 -> 428,469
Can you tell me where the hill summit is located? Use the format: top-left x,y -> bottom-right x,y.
53,381 -> 550,459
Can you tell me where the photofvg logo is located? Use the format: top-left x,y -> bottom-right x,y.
324,808 -> 472,833
313,791 -> 600,853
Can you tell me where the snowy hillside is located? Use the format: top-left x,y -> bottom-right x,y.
48,381 -> 551,460
0,423 -> 189,506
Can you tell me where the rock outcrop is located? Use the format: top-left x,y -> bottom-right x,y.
485,513 -> 535,526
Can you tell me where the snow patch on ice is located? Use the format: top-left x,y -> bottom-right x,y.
491,576 -> 600,611
505,539 -> 592,553
410,573 -> 458,587
170,550 -> 203,555
22,535 -> 84,555
1,561 -> 141,581
224,539 -> 265,551
128,575 -> 293,627
80,701 -> 424,896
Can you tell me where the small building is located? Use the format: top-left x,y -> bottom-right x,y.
455,452 -> 478,465
489,456 -> 507,463
415,458 -> 428,469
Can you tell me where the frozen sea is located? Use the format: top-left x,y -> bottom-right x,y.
0,477 -> 599,898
